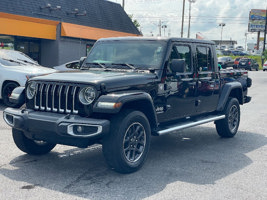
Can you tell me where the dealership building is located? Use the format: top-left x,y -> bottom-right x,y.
0,0 -> 141,67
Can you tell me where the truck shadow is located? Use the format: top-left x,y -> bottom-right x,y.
0,126 -> 266,199
0,100 -> 7,111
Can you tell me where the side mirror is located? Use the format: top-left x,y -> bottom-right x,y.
170,59 -> 186,73
79,57 -> 86,68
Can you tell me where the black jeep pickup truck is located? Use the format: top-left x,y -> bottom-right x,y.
3,37 -> 252,173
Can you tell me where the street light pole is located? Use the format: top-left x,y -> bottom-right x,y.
187,0 -> 196,38
262,8 -> 267,67
181,0 -> 185,38
162,25 -> 167,37
219,23 -> 226,48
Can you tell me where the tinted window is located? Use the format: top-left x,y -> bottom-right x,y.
196,46 -> 212,71
169,45 -> 192,72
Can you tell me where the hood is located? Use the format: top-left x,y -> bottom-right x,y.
4,64 -> 56,75
31,70 -> 157,91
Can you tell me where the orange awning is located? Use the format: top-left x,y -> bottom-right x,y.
61,22 -> 140,40
0,12 -> 59,40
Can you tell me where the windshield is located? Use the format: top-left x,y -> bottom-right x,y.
0,58 -> 23,66
0,50 -> 38,66
83,40 -> 167,70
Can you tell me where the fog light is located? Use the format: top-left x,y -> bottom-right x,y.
76,125 -> 83,133
66,124 -> 102,137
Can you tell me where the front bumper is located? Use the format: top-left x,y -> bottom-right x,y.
3,108 -> 110,147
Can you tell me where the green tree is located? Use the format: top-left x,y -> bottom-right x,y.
263,49 -> 267,60
128,14 -> 140,29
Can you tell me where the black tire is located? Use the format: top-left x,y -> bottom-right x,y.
2,82 -> 19,107
102,110 -> 151,174
215,98 -> 240,138
12,129 -> 56,155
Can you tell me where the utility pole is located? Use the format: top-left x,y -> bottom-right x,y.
162,25 -> 167,37
158,20 -> 162,36
245,32 -> 248,51
122,0 -> 125,9
262,8 -> 267,67
181,0 -> 185,38
187,0 -> 196,38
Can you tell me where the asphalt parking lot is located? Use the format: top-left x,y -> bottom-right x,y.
0,71 -> 267,200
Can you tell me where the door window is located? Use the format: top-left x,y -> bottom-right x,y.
196,46 -> 212,72
169,45 -> 192,73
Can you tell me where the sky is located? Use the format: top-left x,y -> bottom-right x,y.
108,0 -> 267,48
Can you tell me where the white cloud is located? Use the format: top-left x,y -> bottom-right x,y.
109,0 -> 267,46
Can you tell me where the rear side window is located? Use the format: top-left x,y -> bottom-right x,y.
196,46 -> 212,72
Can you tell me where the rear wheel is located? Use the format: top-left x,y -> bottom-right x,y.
215,98 -> 240,138
2,82 -> 19,107
12,129 -> 56,155
102,110 -> 151,173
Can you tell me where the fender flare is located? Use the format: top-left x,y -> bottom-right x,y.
93,91 -> 158,131
216,82 -> 243,111
93,91 -> 154,113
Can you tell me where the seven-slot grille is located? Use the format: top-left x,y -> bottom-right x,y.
33,82 -> 80,114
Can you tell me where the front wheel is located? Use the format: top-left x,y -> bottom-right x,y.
215,98 -> 240,138
2,82 -> 19,107
102,110 -> 151,174
12,129 -> 56,155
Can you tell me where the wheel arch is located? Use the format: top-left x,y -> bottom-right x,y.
217,82 -> 243,111
93,91 -> 158,134
120,99 -> 158,134
1,80 -> 20,99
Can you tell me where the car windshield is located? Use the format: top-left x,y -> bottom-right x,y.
0,50 -> 38,66
82,40 -> 167,70
0,58 -> 23,66
240,58 -> 249,62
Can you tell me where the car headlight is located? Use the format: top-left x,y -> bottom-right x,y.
26,81 -> 37,99
79,87 -> 96,105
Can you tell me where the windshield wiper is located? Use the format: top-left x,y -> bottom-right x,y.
83,62 -> 107,70
111,63 -> 136,70
2,58 -> 26,65
17,59 -> 37,65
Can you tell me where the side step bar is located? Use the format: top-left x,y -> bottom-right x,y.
156,115 -> 225,136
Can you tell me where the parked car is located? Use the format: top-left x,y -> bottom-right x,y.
227,45 -> 235,51
0,49 -> 56,106
53,57 -> 86,71
236,46 -> 244,51
218,56 -> 234,69
53,60 -> 80,71
263,61 -> 267,71
233,57 -> 248,69
238,58 -> 259,71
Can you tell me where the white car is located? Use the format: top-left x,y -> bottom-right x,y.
0,49 -> 56,106
53,60 -> 80,71
263,61 -> 267,71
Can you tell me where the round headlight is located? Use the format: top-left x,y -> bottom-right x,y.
79,87 -> 96,105
26,81 -> 37,99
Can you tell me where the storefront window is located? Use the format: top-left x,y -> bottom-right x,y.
0,35 -> 14,50
86,44 -> 93,55
15,39 -> 40,63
